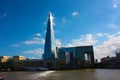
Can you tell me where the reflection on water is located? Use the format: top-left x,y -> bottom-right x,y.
1,69 -> 120,80
1,71 -> 54,80
53,69 -> 120,80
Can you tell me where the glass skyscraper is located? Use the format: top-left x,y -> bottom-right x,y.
43,12 -> 57,59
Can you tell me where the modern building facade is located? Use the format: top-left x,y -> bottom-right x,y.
43,12 -> 57,59
58,46 -> 95,69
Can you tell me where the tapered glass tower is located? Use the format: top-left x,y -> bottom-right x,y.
43,12 -> 57,59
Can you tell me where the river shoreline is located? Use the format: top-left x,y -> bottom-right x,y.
0,68 -> 120,72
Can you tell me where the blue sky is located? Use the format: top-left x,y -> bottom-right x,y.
0,0 -> 120,61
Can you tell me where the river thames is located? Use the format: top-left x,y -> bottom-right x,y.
0,69 -> 120,80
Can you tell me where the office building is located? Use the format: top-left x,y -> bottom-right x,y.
58,46 -> 95,69
43,12 -> 57,59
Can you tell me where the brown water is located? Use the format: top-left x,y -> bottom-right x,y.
0,69 -> 120,80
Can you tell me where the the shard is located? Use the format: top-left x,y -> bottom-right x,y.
43,12 -> 57,59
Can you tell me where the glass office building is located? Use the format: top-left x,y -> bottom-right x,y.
58,46 -> 95,68
43,12 -> 57,59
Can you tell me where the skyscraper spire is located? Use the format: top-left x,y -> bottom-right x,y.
48,12 -> 54,28
43,12 -> 57,59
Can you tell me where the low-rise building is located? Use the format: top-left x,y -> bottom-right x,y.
0,56 -> 10,63
13,55 -> 26,62
12,55 -> 26,70
101,56 -> 111,62
99,52 -> 120,69
25,59 -> 44,68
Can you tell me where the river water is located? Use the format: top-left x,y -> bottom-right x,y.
0,69 -> 120,80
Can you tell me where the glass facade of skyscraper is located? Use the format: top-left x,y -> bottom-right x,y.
43,12 -> 57,59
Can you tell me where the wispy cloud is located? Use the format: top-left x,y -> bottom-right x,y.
108,24 -> 118,29
23,37 -> 45,45
23,33 -> 45,45
12,33 -> 45,46
0,12 -> 8,19
113,4 -> 117,8
33,33 -> 41,37
62,17 -> 66,23
96,32 -> 109,37
66,34 -> 97,47
23,48 -> 44,55
3,12 -> 8,17
72,11 -> 79,16
96,33 -> 104,37
112,0 -> 120,8
12,44 -> 19,47
55,39 -> 62,47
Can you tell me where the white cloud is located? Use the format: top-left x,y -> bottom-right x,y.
13,33 -> 45,46
106,32 -> 120,38
23,37 -> 45,45
33,33 -> 41,37
66,34 -> 97,47
72,12 -> 79,16
94,33 -> 120,61
96,33 -> 109,37
55,39 -> 62,47
112,0 -> 120,8
23,48 -> 44,55
96,33 -> 104,37
23,33 -> 45,45
12,44 -> 19,47
29,57 -> 36,59
113,4 -> 117,8
94,32 -> 120,61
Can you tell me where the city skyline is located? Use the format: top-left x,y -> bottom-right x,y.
0,0 -> 120,61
